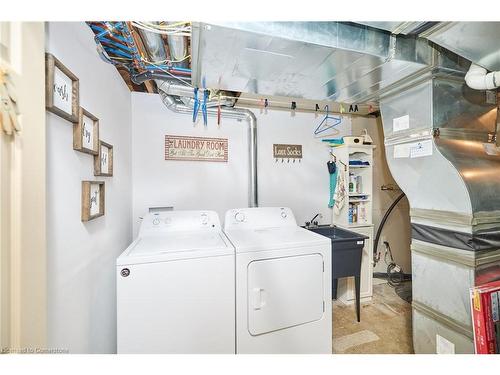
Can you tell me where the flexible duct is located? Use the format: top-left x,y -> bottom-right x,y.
137,23 -> 168,63
465,63 -> 500,90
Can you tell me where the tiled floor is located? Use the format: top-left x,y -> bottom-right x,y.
332,280 -> 414,354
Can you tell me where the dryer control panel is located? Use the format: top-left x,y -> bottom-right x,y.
224,207 -> 297,230
139,210 -> 221,235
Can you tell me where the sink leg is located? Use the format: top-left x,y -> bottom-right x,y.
355,276 -> 361,322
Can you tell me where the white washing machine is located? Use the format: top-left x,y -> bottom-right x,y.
224,207 -> 332,354
116,210 -> 235,354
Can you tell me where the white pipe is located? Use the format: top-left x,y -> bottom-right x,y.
465,63 -> 500,90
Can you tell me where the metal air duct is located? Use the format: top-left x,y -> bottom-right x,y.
379,49 -> 500,354
166,21 -> 189,69
190,22 -> 432,103
421,22 -> 500,72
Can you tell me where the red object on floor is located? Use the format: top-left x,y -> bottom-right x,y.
470,280 -> 500,354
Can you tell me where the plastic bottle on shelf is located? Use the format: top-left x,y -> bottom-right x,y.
349,172 -> 354,193
356,175 -> 362,193
359,202 -> 366,223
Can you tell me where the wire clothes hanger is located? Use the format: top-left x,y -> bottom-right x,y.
314,105 -> 342,135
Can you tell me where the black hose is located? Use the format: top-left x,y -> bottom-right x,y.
373,192 -> 406,265
387,263 -> 405,287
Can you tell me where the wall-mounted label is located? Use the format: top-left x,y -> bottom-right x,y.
273,144 -> 303,159
165,135 -> 228,162
410,139 -> 433,158
393,115 -> 410,132
436,334 -> 455,354
393,140 -> 433,159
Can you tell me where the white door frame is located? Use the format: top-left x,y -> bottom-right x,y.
0,21 -> 46,353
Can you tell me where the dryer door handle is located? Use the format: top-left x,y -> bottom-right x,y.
251,288 -> 266,310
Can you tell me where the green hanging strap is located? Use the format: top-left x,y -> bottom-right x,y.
327,161 -> 338,208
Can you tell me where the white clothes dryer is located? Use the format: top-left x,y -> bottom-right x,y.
224,207 -> 332,354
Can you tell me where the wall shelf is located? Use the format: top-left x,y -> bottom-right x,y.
329,143 -> 375,304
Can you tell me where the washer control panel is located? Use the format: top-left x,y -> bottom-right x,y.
139,210 -> 221,235
224,207 -> 297,230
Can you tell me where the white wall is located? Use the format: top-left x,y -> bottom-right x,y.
352,117 -> 412,274
46,22 -> 132,353
131,92 -> 351,235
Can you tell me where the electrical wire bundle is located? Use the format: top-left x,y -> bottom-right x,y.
87,21 -> 193,86
131,21 -> 191,36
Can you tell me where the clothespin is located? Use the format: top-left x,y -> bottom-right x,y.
217,93 -> 221,127
315,104 -> 320,112
291,101 -> 297,110
264,98 -> 269,114
202,89 -> 209,127
339,104 -> 345,114
192,87 -> 200,123
208,89 -> 216,101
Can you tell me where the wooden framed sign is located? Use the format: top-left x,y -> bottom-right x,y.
81,181 -> 105,222
94,141 -> 113,176
45,53 -> 79,123
73,107 -> 99,155
165,135 -> 228,162
273,144 -> 303,159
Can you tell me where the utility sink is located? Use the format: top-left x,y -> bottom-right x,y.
304,225 -> 367,243
304,224 -> 368,322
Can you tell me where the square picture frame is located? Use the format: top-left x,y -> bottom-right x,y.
81,181 -> 105,222
45,53 -> 80,123
94,141 -> 113,176
73,107 -> 99,155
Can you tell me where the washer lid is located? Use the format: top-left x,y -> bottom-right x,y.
117,231 -> 234,265
224,226 -> 330,253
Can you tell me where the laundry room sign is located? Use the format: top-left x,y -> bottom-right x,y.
165,135 -> 228,162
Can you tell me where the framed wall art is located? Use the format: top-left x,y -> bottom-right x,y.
73,107 -> 99,155
45,53 -> 79,123
81,181 -> 105,222
165,135 -> 228,162
94,141 -> 113,176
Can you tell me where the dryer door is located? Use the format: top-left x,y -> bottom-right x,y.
247,253 -> 325,336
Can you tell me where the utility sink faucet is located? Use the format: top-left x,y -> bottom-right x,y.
305,213 -> 323,228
